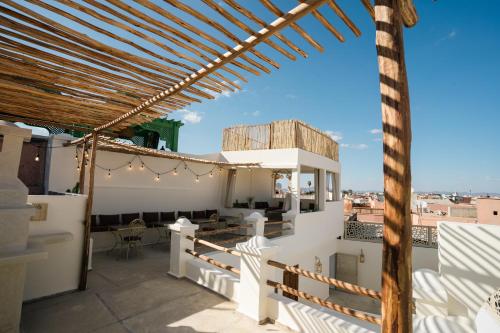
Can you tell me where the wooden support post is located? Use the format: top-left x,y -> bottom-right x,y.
78,131 -> 98,290
78,138 -> 86,194
375,1 -> 413,332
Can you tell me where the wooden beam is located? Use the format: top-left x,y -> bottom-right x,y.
72,0 -> 329,143
78,131 -> 98,290
78,139 -> 87,194
374,1 -> 413,332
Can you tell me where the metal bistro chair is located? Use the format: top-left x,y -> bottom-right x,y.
119,219 -> 146,260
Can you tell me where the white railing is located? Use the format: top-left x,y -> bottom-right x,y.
344,221 -> 438,248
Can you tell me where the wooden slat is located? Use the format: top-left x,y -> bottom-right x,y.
202,0 -> 297,61
267,280 -> 382,325
361,0 -> 375,21
163,0 -> 277,71
223,0 -> 308,58
267,259 -> 382,300
260,0 -> 324,52
186,249 -> 240,275
298,1 -> 345,42
327,1 -> 362,37
76,0 -> 330,138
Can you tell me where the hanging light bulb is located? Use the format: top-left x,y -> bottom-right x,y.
128,161 -> 133,170
140,162 -> 144,170
74,148 -> 78,160
195,175 -> 200,183
209,172 -> 213,178
107,169 -> 111,177
77,164 -> 80,171
84,148 -> 89,158
184,163 -> 187,170
155,173 -> 160,182
34,152 -> 40,162
173,168 -> 178,176
85,158 -> 88,166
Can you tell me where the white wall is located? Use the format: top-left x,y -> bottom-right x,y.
232,168 -> 273,206
269,201 -> 345,299
337,240 -> 439,291
438,221 -> 500,318
24,194 -> 86,300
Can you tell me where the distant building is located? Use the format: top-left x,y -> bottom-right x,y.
477,197 -> 500,225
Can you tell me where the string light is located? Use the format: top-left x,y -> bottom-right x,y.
209,172 -> 213,178
107,169 -> 111,177
173,168 -> 178,176
155,173 -> 160,182
74,147 -> 78,160
140,162 -> 144,170
85,159 -> 88,166
195,175 -> 200,183
84,148 -> 89,158
128,161 -> 133,170
77,164 -> 80,171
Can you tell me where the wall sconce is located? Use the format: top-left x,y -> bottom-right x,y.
359,249 -> 365,263
314,256 -> 322,274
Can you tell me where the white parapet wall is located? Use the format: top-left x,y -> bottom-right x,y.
24,194 -> 86,301
438,221 -> 500,318
337,239 -> 439,291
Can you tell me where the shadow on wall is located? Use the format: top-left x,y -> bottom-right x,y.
438,222 -> 500,318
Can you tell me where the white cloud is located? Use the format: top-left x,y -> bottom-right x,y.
369,128 -> 382,134
435,29 -> 457,45
372,137 -> 382,142
204,80 -> 242,100
285,93 -> 297,99
174,109 -> 203,124
244,110 -> 261,117
340,143 -> 368,150
324,130 -> 343,142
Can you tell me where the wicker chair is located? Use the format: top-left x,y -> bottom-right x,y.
119,219 -> 146,260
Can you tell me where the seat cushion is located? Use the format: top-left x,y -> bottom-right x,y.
206,209 -> 218,217
161,211 -> 176,222
122,213 -> 140,224
255,202 -> 269,209
123,235 -> 142,242
178,211 -> 192,219
142,212 -> 159,223
193,210 -> 206,219
99,214 -> 120,226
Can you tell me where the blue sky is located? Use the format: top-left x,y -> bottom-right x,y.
168,1 -> 500,193
11,1 -> 500,193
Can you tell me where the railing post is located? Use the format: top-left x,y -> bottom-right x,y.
168,218 -> 199,278
236,236 -> 279,323
244,212 -> 267,236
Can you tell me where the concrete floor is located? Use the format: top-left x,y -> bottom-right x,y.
21,245 -> 292,333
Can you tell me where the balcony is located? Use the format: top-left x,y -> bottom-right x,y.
222,120 -> 339,161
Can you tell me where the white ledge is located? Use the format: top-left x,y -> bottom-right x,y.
29,231 -> 74,245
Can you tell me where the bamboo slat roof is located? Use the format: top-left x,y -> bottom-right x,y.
96,136 -> 259,167
0,0 -> 417,135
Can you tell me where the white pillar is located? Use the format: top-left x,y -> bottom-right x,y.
236,236 -> 279,323
290,167 -> 301,215
0,122 -> 46,333
168,218 -> 199,278
244,212 -> 267,236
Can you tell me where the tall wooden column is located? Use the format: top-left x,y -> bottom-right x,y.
78,138 -> 86,194
78,131 -> 98,290
375,0 -> 413,332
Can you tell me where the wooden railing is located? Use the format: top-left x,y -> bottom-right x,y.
344,221 -> 438,248
222,120 -> 339,161
267,259 -> 382,325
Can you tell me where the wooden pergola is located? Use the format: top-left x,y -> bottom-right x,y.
0,1 -> 418,331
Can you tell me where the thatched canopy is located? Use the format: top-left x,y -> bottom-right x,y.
0,0 -> 394,135
95,136 -> 259,167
